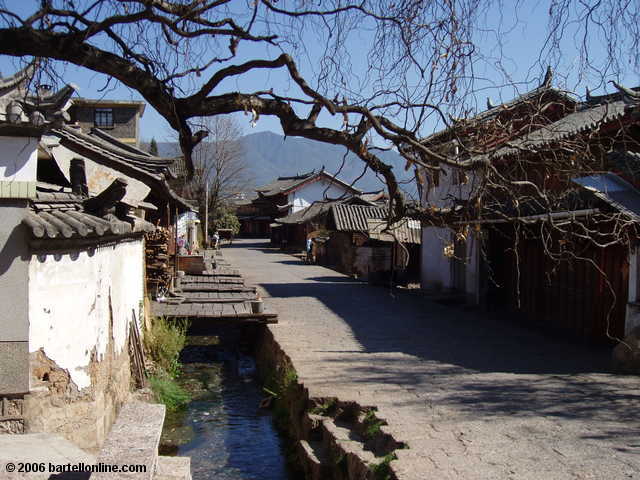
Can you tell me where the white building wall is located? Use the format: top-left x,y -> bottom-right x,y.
0,136 -> 38,182
420,162 -> 484,298
28,239 -> 144,390
465,232 -> 482,304
0,136 -> 38,199
421,226 -> 453,291
288,178 -> 353,213
177,211 -> 199,250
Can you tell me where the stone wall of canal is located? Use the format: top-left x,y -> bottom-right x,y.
254,326 -> 407,480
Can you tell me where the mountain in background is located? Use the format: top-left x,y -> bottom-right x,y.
157,131 -> 418,198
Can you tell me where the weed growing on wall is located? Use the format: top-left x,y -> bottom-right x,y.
149,372 -> 191,412
145,316 -> 190,411
363,409 -> 386,439
370,453 -> 397,480
145,316 -> 188,377
262,366 -> 298,431
310,398 -> 337,416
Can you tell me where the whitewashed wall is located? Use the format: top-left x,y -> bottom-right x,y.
288,178 -> 353,213
420,162 -> 484,299
0,136 -> 38,182
421,227 -> 453,290
28,239 -> 144,390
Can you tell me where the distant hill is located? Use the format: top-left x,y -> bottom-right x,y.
157,131 -> 418,198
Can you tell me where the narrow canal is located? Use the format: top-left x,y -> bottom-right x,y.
158,330 -> 301,480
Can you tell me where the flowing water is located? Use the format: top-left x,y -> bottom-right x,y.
159,334 -> 300,480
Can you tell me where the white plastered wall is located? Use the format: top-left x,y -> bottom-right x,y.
419,161 -> 484,297
0,136 -> 38,182
28,239 -> 144,390
289,179 -> 353,213
421,227 -> 452,291
464,232 -> 482,304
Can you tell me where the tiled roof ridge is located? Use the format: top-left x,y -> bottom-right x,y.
421,84 -> 577,145
67,125 -> 173,166
276,169 -> 316,181
24,195 -> 155,241
90,128 -> 170,160
0,62 -> 36,94
53,126 -> 165,180
583,85 -> 640,107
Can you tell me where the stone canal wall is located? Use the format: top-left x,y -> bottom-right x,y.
254,326 -> 406,480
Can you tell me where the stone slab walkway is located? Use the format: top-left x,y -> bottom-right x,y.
225,239 -> 640,480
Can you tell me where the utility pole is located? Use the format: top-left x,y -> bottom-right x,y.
204,182 -> 209,248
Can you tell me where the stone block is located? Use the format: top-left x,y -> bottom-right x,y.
0,342 -> 29,394
94,402 -> 166,480
0,419 -> 24,433
155,456 -> 192,480
3,398 -> 23,417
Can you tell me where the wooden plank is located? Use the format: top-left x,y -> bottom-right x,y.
180,284 -> 255,292
182,277 -> 244,285
236,302 -> 249,315
221,304 -> 236,317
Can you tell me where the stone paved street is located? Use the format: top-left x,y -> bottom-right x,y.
225,239 -> 640,480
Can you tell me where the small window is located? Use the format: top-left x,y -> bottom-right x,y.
94,108 -> 114,128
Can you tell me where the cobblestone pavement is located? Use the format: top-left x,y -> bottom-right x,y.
224,239 -> 640,480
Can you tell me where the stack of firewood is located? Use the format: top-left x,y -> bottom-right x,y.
145,228 -> 171,294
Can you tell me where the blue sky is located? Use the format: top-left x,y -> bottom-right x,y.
0,0 -> 637,143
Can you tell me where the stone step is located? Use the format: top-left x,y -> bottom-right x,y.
0,433 -> 96,479
93,402 -> 165,480
154,455 -> 192,480
297,439 -> 332,480
320,416 -> 382,479
354,409 -> 404,457
302,412 -> 325,440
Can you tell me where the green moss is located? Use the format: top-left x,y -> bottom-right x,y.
310,398 -> 337,415
261,365 -> 298,431
363,409 -> 385,439
370,453 -> 397,480
334,452 -> 348,474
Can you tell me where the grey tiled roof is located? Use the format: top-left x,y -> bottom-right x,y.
53,126 -> 174,178
483,98 -> 631,161
421,86 -> 576,145
256,170 -> 317,196
0,62 -> 35,95
331,204 -> 388,232
277,200 -> 339,225
50,126 -> 195,212
23,191 -> 154,240
277,196 -> 381,226
572,173 -> 640,223
256,170 -> 361,197
367,218 -> 422,244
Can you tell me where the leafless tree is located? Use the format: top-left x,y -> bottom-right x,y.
1,0 -> 639,342
0,0 -> 637,224
174,116 -> 251,229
